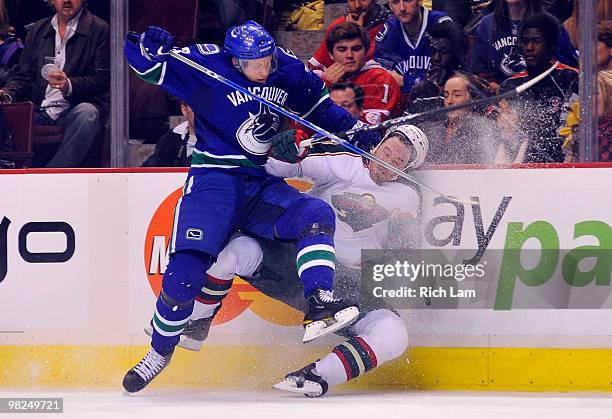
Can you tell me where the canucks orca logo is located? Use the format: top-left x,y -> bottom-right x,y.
236,102 -> 280,155
500,49 -> 526,77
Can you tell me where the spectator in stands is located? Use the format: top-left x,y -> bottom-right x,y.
330,82 -> 364,119
142,102 -> 196,167
424,72 -> 498,164
543,0 -> 574,23
498,12 -> 579,163
406,19 -> 466,114
375,0 -> 451,93
597,21 -> 612,161
469,0 -> 577,92
0,0 -> 109,168
212,0 -> 263,30
322,22 -> 401,124
0,0 -> 23,86
432,0 -> 478,27
309,0 -> 389,74
564,0 -> 611,52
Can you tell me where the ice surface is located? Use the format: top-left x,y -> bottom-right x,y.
1,389 -> 611,419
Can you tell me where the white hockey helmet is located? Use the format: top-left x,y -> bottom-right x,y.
379,124 -> 429,170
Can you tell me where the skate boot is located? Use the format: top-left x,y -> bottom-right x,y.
273,363 -> 328,397
144,317 -> 212,352
302,288 -> 359,343
122,346 -> 173,393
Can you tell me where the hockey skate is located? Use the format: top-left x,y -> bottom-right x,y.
122,346 -> 173,393
144,317 -> 212,352
273,363 -> 328,397
302,288 -> 359,343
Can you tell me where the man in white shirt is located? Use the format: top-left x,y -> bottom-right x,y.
0,0 -> 110,167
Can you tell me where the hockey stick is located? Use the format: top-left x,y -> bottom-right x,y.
159,48 -> 478,206
303,62 -> 558,146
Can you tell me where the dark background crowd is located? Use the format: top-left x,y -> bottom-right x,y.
0,0 -> 609,169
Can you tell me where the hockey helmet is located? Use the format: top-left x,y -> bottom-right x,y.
379,124 -> 429,170
224,21 -> 276,60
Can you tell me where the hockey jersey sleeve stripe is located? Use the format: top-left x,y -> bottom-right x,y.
129,62 -> 166,85
300,90 -> 331,119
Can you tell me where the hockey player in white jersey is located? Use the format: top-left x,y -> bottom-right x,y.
147,124 -> 428,396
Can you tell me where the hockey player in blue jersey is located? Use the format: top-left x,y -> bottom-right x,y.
122,22 -> 378,393
374,0 -> 451,93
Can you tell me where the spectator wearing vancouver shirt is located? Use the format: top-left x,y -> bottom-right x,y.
498,12 -> 579,163
469,0 -> 577,92
374,0 -> 451,94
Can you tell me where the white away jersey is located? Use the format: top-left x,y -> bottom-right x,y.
266,152 -> 420,269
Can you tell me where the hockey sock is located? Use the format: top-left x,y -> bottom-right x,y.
151,250 -> 213,355
193,274 -> 233,320
296,233 -> 335,297
314,310 -> 409,387
316,336 -> 379,387
275,198 -> 337,297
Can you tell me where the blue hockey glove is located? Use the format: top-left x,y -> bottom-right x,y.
347,121 -> 381,151
269,129 -> 310,163
140,26 -> 174,63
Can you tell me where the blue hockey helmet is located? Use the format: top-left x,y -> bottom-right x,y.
224,21 -> 276,60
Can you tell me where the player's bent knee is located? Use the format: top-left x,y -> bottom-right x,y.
382,312 -> 409,359
297,199 -> 336,237
361,310 -> 409,362
163,250 -> 214,302
227,235 -> 263,277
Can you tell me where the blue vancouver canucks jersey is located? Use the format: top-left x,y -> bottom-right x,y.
374,7 -> 451,93
125,40 -> 357,175
469,13 -> 578,83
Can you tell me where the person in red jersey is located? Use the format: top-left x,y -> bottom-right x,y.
322,22 -> 401,124
308,0 -> 389,74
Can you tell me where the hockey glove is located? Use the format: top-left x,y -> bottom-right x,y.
269,129 -> 310,163
347,120 -> 381,151
140,26 -> 174,63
